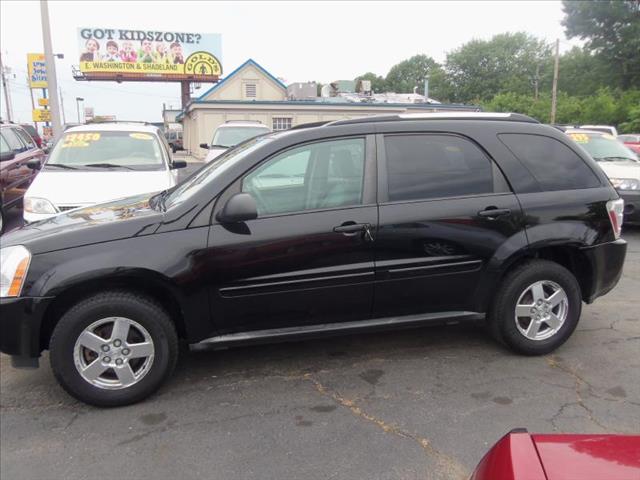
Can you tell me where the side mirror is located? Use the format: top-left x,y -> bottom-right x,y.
217,192 -> 258,223
171,160 -> 187,169
26,159 -> 42,170
0,151 -> 16,162
199,143 -> 209,149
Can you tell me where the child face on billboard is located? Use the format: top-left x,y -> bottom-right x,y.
141,40 -> 152,53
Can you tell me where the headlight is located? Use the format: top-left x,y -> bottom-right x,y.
24,197 -> 58,214
609,178 -> 640,191
0,246 -> 31,297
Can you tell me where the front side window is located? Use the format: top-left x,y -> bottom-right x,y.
0,134 -> 11,155
242,137 -> 365,216
2,128 -> 26,152
500,133 -> 601,190
384,134 -> 494,202
46,131 -> 165,171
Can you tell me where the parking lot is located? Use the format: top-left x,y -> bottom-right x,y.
1,226 -> 638,480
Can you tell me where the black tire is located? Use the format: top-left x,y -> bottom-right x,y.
487,260 -> 582,356
49,291 -> 178,407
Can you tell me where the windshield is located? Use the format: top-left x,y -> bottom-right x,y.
211,126 -> 270,148
567,132 -> 638,163
164,135 -> 273,208
46,131 -> 166,171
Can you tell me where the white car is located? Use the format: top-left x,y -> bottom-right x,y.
566,129 -> 639,222
201,121 -> 270,163
23,123 -> 186,223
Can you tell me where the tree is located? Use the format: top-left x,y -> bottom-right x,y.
556,46 -> 615,96
445,32 -> 551,103
383,54 -> 450,100
562,1 -> 640,89
353,72 -> 387,93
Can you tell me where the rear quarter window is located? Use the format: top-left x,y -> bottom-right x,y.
499,133 -> 601,191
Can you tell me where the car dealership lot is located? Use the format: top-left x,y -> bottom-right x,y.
1,226 -> 638,480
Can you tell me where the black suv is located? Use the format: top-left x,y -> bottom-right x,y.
0,113 -> 627,406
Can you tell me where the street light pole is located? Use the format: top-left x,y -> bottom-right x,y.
76,97 -> 84,123
0,53 -> 13,122
40,0 -> 62,139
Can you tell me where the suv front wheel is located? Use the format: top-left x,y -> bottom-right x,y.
488,260 -> 582,355
49,291 -> 178,407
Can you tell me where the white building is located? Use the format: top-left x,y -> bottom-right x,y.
179,59 -> 477,158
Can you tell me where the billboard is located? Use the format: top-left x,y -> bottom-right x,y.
27,53 -> 48,88
77,27 -> 222,79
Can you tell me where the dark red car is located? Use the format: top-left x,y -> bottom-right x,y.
0,124 -> 45,233
472,429 -> 640,480
618,134 -> 640,155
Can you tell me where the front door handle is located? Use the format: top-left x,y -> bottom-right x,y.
333,222 -> 374,242
478,208 -> 511,219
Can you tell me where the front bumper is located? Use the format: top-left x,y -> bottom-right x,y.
580,238 -> 627,303
0,296 -> 54,367
618,190 -> 640,224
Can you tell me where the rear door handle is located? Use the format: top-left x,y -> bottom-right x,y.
478,208 -> 511,218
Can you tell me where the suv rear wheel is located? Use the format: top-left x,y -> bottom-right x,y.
488,260 -> 582,355
49,291 -> 178,407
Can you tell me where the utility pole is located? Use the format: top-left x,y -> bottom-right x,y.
550,39 -> 560,124
28,75 -> 37,130
0,53 -> 13,122
59,86 -> 66,124
40,0 -> 62,138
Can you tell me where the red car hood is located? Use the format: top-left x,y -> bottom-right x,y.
532,434 -> 640,480
472,430 -> 640,480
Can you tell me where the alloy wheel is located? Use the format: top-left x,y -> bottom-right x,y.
73,317 -> 155,389
514,280 -> 569,341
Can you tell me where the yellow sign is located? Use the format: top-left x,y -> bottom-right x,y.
32,109 -> 51,122
79,51 -> 221,77
27,53 -> 48,88
38,98 -> 49,107
61,133 -> 101,148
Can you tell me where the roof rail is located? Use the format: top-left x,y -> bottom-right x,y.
86,120 -> 155,126
327,112 -> 539,127
290,121 -> 331,130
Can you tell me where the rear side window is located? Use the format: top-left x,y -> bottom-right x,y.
384,134 -> 494,202
499,134 -> 600,191
14,128 -> 35,149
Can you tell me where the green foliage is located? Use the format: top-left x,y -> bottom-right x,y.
445,32 -> 551,102
562,0 -> 640,88
556,46 -> 614,96
481,88 -> 640,131
384,54 -> 448,100
354,72 -> 387,93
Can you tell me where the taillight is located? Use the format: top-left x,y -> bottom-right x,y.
606,199 -> 624,239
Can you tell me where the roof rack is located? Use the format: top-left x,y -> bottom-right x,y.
290,121 -> 331,130
327,112 -> 539,127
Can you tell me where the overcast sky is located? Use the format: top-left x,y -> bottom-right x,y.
0,0 -> 580,124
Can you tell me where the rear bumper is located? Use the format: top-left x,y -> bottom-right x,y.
619,190 -> 640,224
580,238 -> 627,303
0,296 -> 54,366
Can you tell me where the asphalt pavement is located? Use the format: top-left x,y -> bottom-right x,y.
1,223 -> 639,479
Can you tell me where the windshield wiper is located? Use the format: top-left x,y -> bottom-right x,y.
210,144 -> 230,149
83,163 -> 135,170
45,163 -> 78,170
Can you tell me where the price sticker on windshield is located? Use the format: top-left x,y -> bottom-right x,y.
568,133 -> 589,143
130,133 -> 153,140
61,132 -> 101,148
